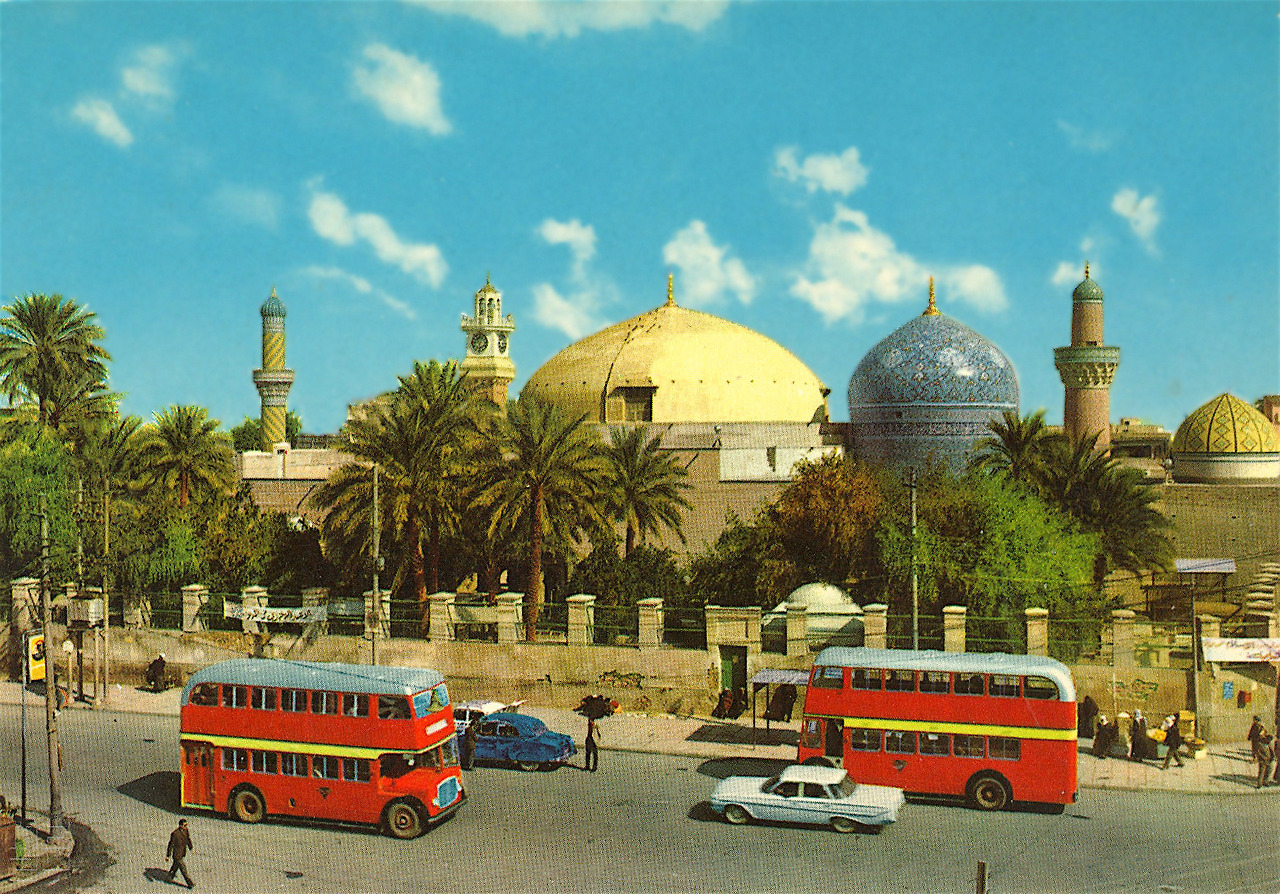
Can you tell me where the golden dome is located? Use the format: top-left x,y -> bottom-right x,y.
1172,393 -> 1280,455
521,294 -> 829,424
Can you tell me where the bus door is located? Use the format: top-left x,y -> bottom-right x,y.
824,720 -> 845,766
182,742 -> 214,808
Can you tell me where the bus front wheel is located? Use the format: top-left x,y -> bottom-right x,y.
229,785 -> 266,823
384,799 -> 424,840
966,773 -> 1012,811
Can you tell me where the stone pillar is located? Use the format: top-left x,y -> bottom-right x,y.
496,592 -> 523,644
943,605 -> 967,653
1111,609 -> 1136,667
566,594 -> 596,646
181,584 -> 209,632
1197,614 -> 1221,641
301,587 -> 329,635
862,603 -> 888,649
1025,607 -> 1049,656
241,585 -> 267,635
1245,600 -> 1275,638
703,605 -> 762,656
363,589 -> 392,641
428,592 -> 455,642
637,597 -> 663,648
785,602 -> 808,657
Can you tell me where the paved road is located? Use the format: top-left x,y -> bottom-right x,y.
3,705 -> 1277,894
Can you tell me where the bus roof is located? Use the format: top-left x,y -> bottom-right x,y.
181,658 -> 444,704
813,647 -> 1076,702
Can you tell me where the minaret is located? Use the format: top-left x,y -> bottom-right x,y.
252,287 -> 295,450
460,276 -> 516,407
1054,263 -> 1120,450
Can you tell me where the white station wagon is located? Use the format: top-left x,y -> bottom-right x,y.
710,764 -> 904,833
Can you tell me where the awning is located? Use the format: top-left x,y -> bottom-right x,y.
1175,558 -> 1236,574
750,669 -> 809,686
1202,637 -> 1280,663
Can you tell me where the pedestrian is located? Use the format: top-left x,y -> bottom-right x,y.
461,720 -> 477,771
165,818 -> 194,889
1254,727 -> 1274,788
584,716 -> 600,772
1161,713 -> 1185,769
1129,710 -> 1151,762
146,653 -> 167,692
1247,714 -> 1265,751
1091,714 -> 1118,759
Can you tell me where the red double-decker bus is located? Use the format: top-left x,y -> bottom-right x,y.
797,647 -> 1077,812
180,658 -> 465,838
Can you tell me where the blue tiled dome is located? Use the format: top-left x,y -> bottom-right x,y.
1072,275 -> 1104,303
848,312 -> 1018,409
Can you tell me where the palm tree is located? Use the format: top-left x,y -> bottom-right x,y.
970,409 -> 1060,488
138,405 -> 235,508
0,293 -> 110,428
602,425 -> 692,556
476,398 -> 608,641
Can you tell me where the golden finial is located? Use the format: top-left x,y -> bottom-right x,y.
1083,261 -> 1090,280
922,277 -> 940,316
270,285 -> 277,298
666,273 -> 675,307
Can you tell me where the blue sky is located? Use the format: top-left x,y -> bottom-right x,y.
3,1 -> 1276,436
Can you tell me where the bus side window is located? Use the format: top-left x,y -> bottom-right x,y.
222,748 -> 248,771
885,669 -> 915,692
1024,676 -> 1058,700
920,671 -> 949,694
989,737 -> 1021,760
850,668 -> 882,690
311,691 -> 338,715
342,758 -> 371,782
812,666 -> 845,689
884,731 -> 916,754
990,675 -> 1019,697
342,694 -> 369,717
377,695 -> 410,719
954,734 -> 985,758
189,683 -> 217,706
281,689 -> 307,712
222,685 -> 248,708
251,687 -> 276,710
920,732 -> 950,755
800,719 -> 821,749
280,753 -> 307,776
955,673 -> 985,696
848,728 -> 881,751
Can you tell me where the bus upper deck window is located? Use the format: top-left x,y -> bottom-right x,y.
990,675 -> 1019,697
251,687 -> 276,710
885,669 -> 915,692
812,666 -> 844,689
920,671 -> 949,694
222,685 -> 248,708
850,668 -> 882,690
955,673 -> 985,696
281,689 -> 306,712
311,691 -> 339,715
342,693 -> 369,717
1024,676 -> 1059,700
378,695 -> 410,719
189,683 -> 217,706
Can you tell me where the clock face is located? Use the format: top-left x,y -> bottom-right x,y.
469,333 -> 489,354
497,334 -> 508,353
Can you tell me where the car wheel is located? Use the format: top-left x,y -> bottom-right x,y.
517,759 -> 540,772
384,799 -> 424,840
829,816 -> 857,834
229,785 -> 266,824
966,772 -> 1012,811
723,804 -> 750,825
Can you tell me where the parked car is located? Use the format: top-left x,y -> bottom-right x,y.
453,699 -> 525,736
710,764 -> 904,833
471,712 -> 576,771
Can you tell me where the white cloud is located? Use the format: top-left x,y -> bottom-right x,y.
353,44 -> 451,135
532,217 -> 611,338
417,0 -> 727,38
122,45 -> 179,107
210,184 -> 280,229
1051,238 -> 1101,287
307,182 -> 448,287
1111,188 -> 1161,252
662,220 -> 755,308
301,265 -> 417,320
790,204 -> 1006,324
774,145 -> 869,196
71,98 -> 133,147
1057,120 -> 1111,153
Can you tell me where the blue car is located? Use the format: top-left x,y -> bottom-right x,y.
471,712 -> 577,771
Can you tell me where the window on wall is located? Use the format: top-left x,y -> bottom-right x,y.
616,387 -> 655,422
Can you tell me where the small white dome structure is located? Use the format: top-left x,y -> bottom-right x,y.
762,583 -> 864,650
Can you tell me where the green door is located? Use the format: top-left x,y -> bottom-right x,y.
719,646 -> 747,692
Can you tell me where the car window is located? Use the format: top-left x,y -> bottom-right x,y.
802,783 -> 828,799
773,782 -> 799,798
476,721 -> 498,736
833,776 -> 857,798
500,724 -> 520,738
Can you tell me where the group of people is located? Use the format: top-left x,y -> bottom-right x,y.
1088,704 -> 1187,769
1246,715 -> 1280,788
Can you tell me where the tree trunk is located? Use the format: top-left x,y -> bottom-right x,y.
179,470 -> 189,508
406,515 -> 429,634
526,485 -> 544,642
427,514 -> 441,594
625,522 -> 636,558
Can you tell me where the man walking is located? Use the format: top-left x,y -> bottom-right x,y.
1161,714 -> 1185,769
166,818 -> 194,888
584,716 -> 600,772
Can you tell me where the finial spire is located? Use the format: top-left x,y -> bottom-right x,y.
923,277 -> 940,316
666,273 -> 675,307
1084,261 -> 1090,279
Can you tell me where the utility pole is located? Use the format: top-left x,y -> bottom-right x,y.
39,492 -> 69,844
102,486 -> 111,702
909,469 -> 919,651
371,463 -> 380,666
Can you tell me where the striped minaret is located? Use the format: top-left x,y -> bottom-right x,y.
1053,263 -> 1119,450
252,287 -> 295,450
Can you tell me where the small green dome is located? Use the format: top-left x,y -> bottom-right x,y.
1172,393 -> 1280,455
1072,275 -> 1104,303
260,287 -> 286,319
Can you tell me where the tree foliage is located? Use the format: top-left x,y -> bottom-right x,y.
230,411 -> 303,452
0,292 -> 110,429
138,405 -> 235,508
601,425 -> 692,556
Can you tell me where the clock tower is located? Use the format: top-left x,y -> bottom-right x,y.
460,276 -> 516,407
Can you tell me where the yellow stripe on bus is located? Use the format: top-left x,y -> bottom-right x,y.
825,716 -> 1077,741
181,734 -> 446,759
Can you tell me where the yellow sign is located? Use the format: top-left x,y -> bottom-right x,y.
27,632 -> 46,682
